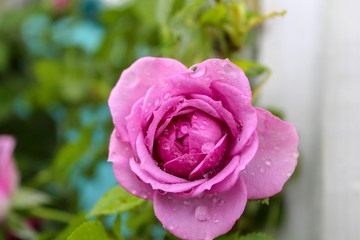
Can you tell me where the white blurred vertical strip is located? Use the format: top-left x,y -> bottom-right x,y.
258,1 -> 324,240
321,0 -> 360,239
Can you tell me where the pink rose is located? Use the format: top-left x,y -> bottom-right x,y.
108,57 -> 299,239
0,135 -> 18,222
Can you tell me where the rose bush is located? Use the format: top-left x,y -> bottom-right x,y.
0,135 -> 18,222
108,57 -> 299,240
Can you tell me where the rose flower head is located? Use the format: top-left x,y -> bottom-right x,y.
108,57 -> 299,240
0,135 -> 18,222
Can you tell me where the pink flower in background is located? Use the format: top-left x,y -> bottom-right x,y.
0,135 -> 18,222
54,0 -> 69,10
108,57 -> 299,239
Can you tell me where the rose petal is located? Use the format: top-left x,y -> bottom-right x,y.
108,57 -> 187,141
191,133 -> 258,197
189,111 -> 223,151
130,158 -> 206,192
145,96 -> 185,151
187,58 -> 252,98
126,98 -> 144,152
154,177 -> 247,240
108,131 -> 154,200
155,136 -> 183,163
163,153 -> 205,178
240,108 -> 299,199
189,134 -> 227,180
190,94 -> 239,138
210,80 -> 257,157
135,133 -> 188,184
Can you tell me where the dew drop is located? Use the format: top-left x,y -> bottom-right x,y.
292,152 -> 299,158
237,134 -> 241,142
162,143 -> 170,150
212,196 -> 224,206
159,190 -> 167,195
286,172 -> 292,177
164,92 -> 171,99
201,142 -> 215,154
195,205 -> 209,222
183,200 -> 191,206
213,214 -> 219,223
199,125 -> 205,130
154,98 -> 160,106
189,65 -> 206,78
131,190 -> 137,195
259,168 -> 265,174
265,159 -> 272,166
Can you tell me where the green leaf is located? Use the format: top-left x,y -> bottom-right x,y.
238,233 -> 273,240
12,187 -> 51,209
231,59 -> 269,78
55,213 -> 87,240
88,186 -> 145,217
200,3 -> 227,25
67,221 -> 109,240
28,207 -> 74,223
250,198 -> 270,206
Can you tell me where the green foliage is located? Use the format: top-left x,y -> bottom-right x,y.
12,187 -> 51,209
238,232 -> 273,240
88,186 -> 145,217
67,221 -> 109,240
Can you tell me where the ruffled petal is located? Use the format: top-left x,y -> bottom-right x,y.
240,108 -> 299,199
108,131 -> 154,200
189,134 -> 227,180
108,57 -> 187,141
210,80 -> 257,157
154,177 -> 247,240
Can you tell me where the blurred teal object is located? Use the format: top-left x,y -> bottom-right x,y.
21,14 -> 53,57
52,17 -> 104,54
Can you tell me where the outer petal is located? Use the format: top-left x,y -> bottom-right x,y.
154,178 -> 247,240
241,108 -> 299,199
108,131 -> 154,200
210,80 -> 257,157
108,57 -> 187,141
187,58 -> 252,98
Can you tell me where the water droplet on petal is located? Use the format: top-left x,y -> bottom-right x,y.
195,205 -> 209,222
189,65 -> 206,78
286,172 -> 292,177
199,125 -> 205,130
265,160 -> 272,166
259,168 -> 265,174
164,92 -> 171,99
213,214 -> 219,223
201,142 -> 215,154
162,143 -> 170,150
159,190 -> 167,195
183,200 -> 191,206
154,98 -> 160,106
292,152 -> 299,158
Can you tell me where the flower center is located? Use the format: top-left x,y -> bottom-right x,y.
154,111 -> 228,180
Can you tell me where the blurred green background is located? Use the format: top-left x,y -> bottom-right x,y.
0,0 -> 286,239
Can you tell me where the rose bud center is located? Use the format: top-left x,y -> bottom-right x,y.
155,110 -> 228,180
